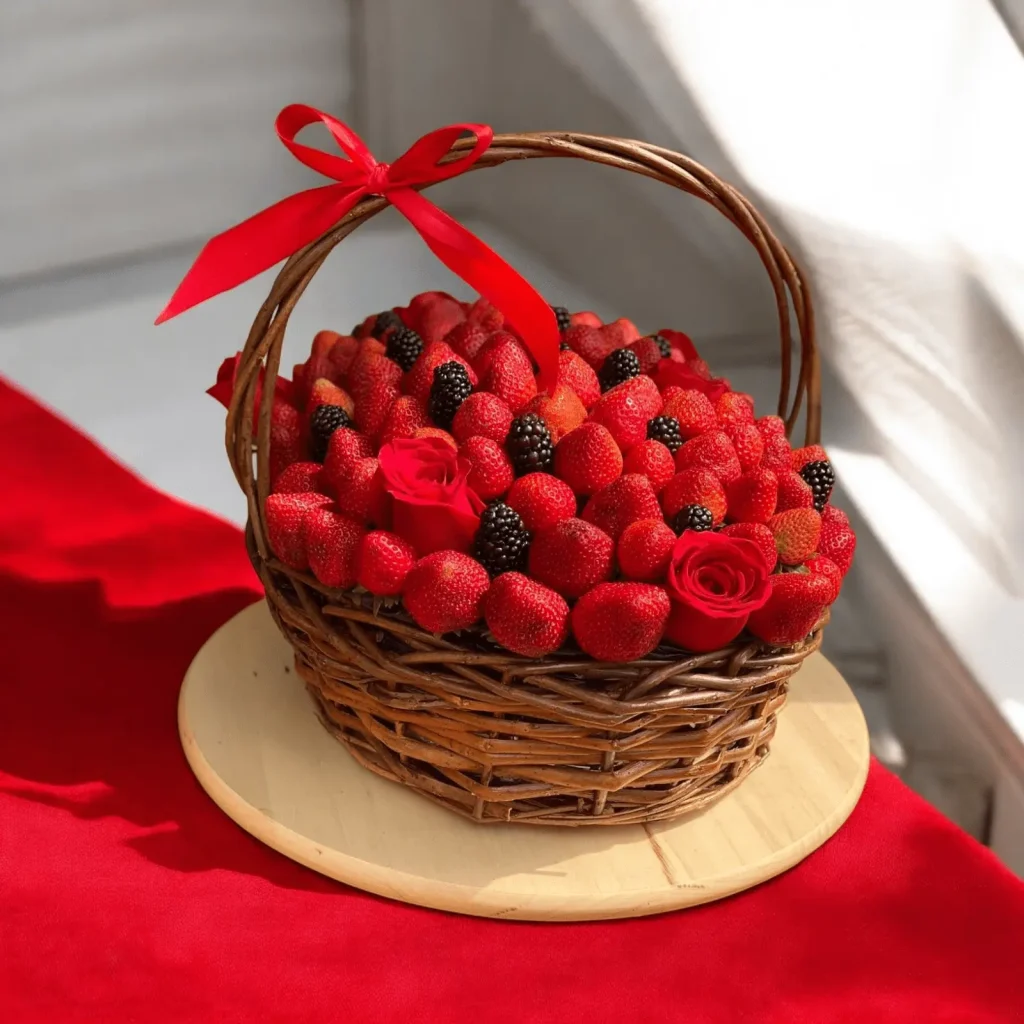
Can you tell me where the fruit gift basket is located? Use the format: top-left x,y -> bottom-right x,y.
163,106 -> 856,826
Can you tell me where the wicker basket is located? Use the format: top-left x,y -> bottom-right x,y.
225,132 -> 823,826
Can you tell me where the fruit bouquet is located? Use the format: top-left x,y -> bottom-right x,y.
163,106 -> 855,825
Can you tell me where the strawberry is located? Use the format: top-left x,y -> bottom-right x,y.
719,522 -> 778,572
528,518 -> 614,598
348,350 -> 402,404
264,492 -> 332,570
472,330 -> 522,378
451,391 -> 513,444
377,395 -> 428,447
661,388 -> 717,439
327,334 -> 360,380
725,422 -> 764,472
418,295 -> 465,345
553,422 -> 623,496
581,474 -> 662,541
483,572 -> 569,657
402,551 -> 490,633
522,385 -> 587,443
466,297 -> 504,332
306,507 -> 364,587
355,530 -> 416,596
564,324 -> 615,368
293,353 -> 335,407
600,317 -> 641,351
726,468 -> 779,524
571,582 -> 670,661
761,432 -> 793,473
803,553 -> 843,603
505,473 -> 576,532
269,401 -> 304,484
413,426 -> 458,450
747,572 -> 832,646
481,339 -> 537,413
309,329 -> 339,362
818,504 -> 856,575
589,375 -> 663,451
444,321 -> 491,362
662,468 -> 727,524
557,349 -> 601,409
776,470 -> 814,511
623,439 -> 676,494
617,519 -> 676,581
334,457 -> 388,525
570,310 -> 602,328
676,431 -> 742,486
459,437 -> 514,500
272,461 -> 324,495
307,378 -> 354,419
756,415 -> 787,440
405,342 -> 477,406
715,391 -> 755,429
354,381 -> 400,439
791,444 -> 829,472
409,290 -> 458,315
323,427 -> 374,490
627,336 -> 668,374
768,507 -> 822,564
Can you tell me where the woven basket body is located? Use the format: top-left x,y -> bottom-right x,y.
226,132 -> 822,825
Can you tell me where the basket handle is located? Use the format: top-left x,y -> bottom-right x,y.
226,131 -> 819,561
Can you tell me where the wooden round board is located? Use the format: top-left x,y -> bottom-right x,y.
179,600 -> 869,921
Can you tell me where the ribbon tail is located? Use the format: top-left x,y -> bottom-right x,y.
388,189 -> 561,393
156,184 -> 362,323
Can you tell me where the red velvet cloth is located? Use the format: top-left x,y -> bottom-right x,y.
2,377 -> 1023,1023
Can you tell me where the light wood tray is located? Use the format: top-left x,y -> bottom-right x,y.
179,601 -> 869,921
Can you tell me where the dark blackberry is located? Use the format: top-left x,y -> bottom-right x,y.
646,415 -> 683,453
551,305 -> 572,332
371,309 -> 404,339
800,460 -> 835,511
385,326 -> 424,371
559,340 -> 570,351
673,504 -> 714,533
599,347 -> 641,392
651,333 -> 672,358
428,361 -> 473,429
309,404 -> 351,461
506,413 -> 554,475
473,502 -> 531,577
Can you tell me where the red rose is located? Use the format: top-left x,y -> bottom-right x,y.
663,531 -> 772,652
653,359 -> 730,403
377,437 -> 485,555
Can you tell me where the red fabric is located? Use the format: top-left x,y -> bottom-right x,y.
2,377 -> 1024,1024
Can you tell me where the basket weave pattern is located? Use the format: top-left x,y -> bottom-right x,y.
227,133 -> 821,825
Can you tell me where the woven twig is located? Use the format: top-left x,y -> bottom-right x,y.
227,132 -> 822,825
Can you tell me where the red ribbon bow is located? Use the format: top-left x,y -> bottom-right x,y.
157,104 -> 560,390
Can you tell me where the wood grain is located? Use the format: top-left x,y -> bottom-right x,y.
179,601 -> 869,921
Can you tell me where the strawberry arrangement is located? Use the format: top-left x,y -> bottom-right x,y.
213,290 -> 855,663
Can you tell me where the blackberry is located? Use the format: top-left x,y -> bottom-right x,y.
800,460 -> 835,511
506,413 -> 555,475
599,347 -> 641,391
673,504 -> 714,533
651,333 -> 672,358
473,502 -> 531,577
385,326 -> 424,371
551,305 -> 572,332
309,404 -> 351,461
428,361 -> 473,429
371,308 -> 404,339
559,340 -> 570,351
646,415 -> 683,453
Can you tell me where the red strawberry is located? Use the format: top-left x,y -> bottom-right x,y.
327,333 -> 360,380
466,297 -> 504,332
444,321 -> 491,362
451,391 -> 513,444
661,388 -> 717,439
582,474 -> 662,541
482,340 -> 537,413
623,440 -> 676,494
272,461 -> 324,495
776,470 -> 814,511
747,572 -> 832,646
377,394 -> 428,447
571,582 -> 670,661
676,431 -> 742,486
600,318 -> 641,351
761,432 -> 793,473
715,391 -> 755,429
483,572 -> 569,657
309,329 -> 340,361
564,324 -> 616,368
405,342 -> 477,406
523,385 -> 587,443
818,504 -> 856,575
589,375 -> 663,451
355,530 -> 416,596
725,422 -> 764,472
306,507 -> 364,587
803,554 -> 843,603
557,349 -> 601,409
264,492 -> 332,570
418,295 -> 465,345
662,468 -> 727,524
293,353 -> 335,407
756,415 -> 787,440
334,457 -> 388,525
553,422 -> 623,496
323,427 -> 374,491
413,426 -> 458,450
402,551 -> 490,633
768,507 -> 822,564
719,522 -> 778,572
459,437 -> 514,500
355,382 -> 400,439
472,331 -> 521,378
409,290 -> 458,315
528,518 -> 614,598
348,350 -> 402,404
269,401 -> 304,484
726,468 -> 779,524
505,473 -> 576,532
791,444 -> 829,472
627,336 -> 668,374
570,310 -> 602,328
617,519 -> 676,581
